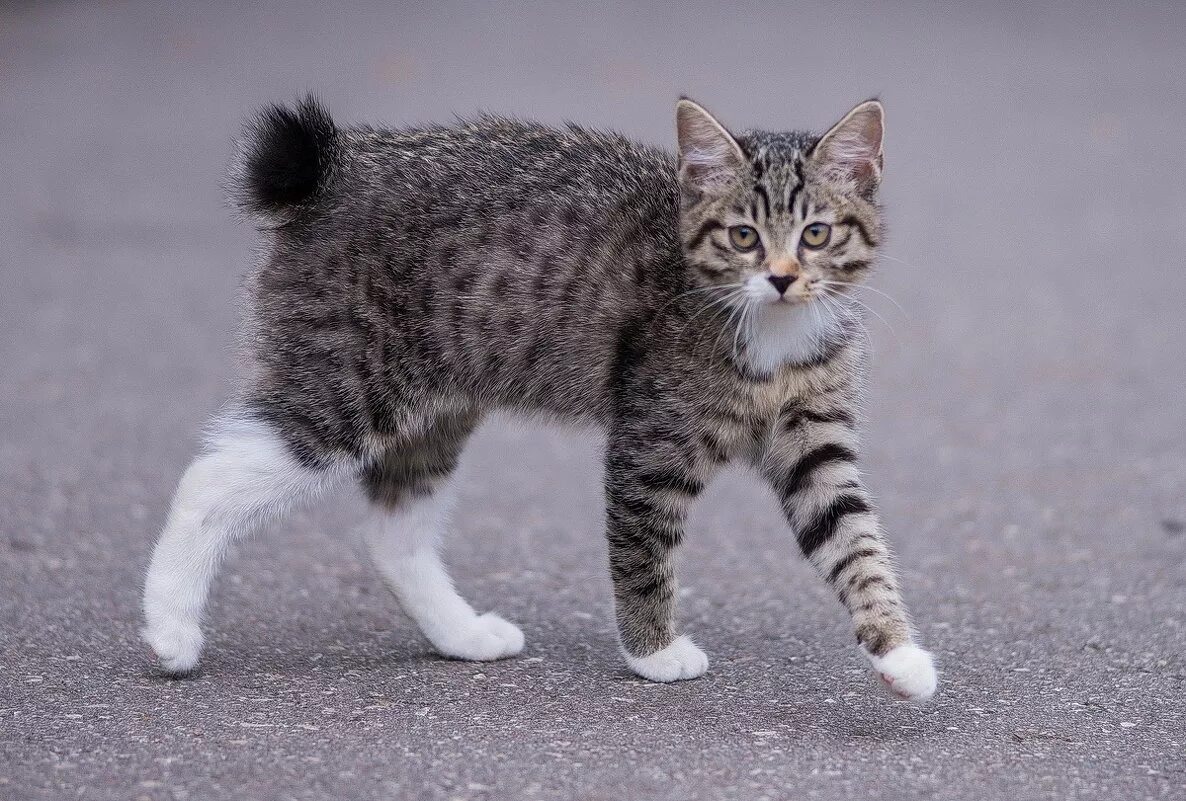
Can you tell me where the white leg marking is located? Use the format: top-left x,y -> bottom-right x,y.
142,414 -> 343,674
867,643 -> 938,701
623,635 -> 709,682
364,481 -> 523,661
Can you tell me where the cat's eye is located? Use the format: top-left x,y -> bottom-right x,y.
728,225 -> 761,252
801,223 -> 832,249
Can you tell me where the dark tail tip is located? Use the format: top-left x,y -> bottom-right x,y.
233,95 -> 337,221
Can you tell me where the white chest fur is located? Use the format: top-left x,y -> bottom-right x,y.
739,300 -> 843,375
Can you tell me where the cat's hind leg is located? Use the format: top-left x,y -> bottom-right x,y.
360,408 -> 523,661
142,412 -> 351,674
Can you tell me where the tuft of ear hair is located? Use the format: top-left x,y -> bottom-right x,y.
675,98 -> 745,196
810,99 -> 885,198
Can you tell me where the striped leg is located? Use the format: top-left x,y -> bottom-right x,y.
759,396 -> 937,701
605,423 -> 716,682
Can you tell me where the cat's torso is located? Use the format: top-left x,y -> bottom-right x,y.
244,117 -> 857,461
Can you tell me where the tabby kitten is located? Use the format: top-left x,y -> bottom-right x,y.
142,95 -> 938,700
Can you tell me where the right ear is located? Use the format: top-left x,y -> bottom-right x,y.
676,98 -> 745,196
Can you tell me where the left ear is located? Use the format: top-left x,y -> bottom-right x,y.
809,99 -> 884,198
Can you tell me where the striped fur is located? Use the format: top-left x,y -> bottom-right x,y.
142,96 -> 935,698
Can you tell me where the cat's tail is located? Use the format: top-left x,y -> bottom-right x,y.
228,95 -> 338,226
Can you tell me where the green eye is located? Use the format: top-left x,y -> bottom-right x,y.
728,225 -> 760,252
801,222 -> 831,248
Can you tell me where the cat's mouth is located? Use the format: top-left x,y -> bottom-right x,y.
762,288 -> 816,307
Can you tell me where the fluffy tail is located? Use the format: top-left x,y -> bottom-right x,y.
230,95 -> 338,224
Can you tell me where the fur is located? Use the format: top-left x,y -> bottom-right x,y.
142,95 -> 937,700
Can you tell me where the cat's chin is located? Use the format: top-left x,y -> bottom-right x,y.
738,297 -> 841,373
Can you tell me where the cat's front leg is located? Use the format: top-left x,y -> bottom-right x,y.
604,424 -> 714,682
758,399 -> 938,701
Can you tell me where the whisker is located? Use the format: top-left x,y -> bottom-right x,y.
676,291 -> 741,340
706,291 -> 747,355
877,253 -> 925,270
817,291 -> 877,364
704,287 -> 751,357
730,300 -> 750,362
657,282 -> 745,316
669,284 -> 747,339
820,288 -> 897,341
819,280 -> 909,318
682,291 -> 743,348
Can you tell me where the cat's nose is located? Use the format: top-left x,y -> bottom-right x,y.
768,274 -> 793,295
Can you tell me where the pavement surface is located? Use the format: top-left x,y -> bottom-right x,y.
2,2 -> 1184,799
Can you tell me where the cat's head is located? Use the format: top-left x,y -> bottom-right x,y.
675,98 -> 884,309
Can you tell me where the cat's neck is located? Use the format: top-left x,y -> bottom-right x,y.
737,299 -> 850,375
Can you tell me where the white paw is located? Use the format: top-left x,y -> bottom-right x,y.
143,619 -> 204,675
432,612 -> 525,661
868,644 -> 937,701
624,635 -> 709,682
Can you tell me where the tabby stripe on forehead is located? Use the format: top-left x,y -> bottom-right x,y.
754,184 -> 771,219
840,215 -> 877,247
687,220 -> 723,250
786,182 -> 802,220
785,160 -> 807,216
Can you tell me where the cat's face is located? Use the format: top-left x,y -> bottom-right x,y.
676,99 -> 884,313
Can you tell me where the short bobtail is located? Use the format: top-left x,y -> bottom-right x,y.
227,94 -> 338,225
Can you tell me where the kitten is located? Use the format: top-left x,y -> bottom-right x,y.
142,95 -> 937,700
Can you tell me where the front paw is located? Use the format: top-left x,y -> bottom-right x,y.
431,612 -> 525,661
143,618 -> 204,675
867,643 -> 937,701
623,635 -> 709,682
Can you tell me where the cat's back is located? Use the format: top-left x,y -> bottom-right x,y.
340,115 -> 677,214
245,106 -> 686,425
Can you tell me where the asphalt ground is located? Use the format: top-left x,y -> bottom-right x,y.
1,2 -> 1184,799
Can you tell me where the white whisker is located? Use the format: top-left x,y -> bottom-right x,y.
819,279 -> 909,318
877,253 -> 926,271
820,288 -> 897,342
817,291 -> 877,364
683,289 -> 745,349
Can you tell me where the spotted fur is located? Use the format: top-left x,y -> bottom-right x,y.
142,95 -> 936,699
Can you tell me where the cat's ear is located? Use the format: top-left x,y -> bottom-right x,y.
676,98 -> 745,196
809,99 -> 884,197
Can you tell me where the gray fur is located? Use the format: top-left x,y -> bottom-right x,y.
218,96 -> 915,662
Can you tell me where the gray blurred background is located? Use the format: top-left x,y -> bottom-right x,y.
1,2 -> 1183,799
